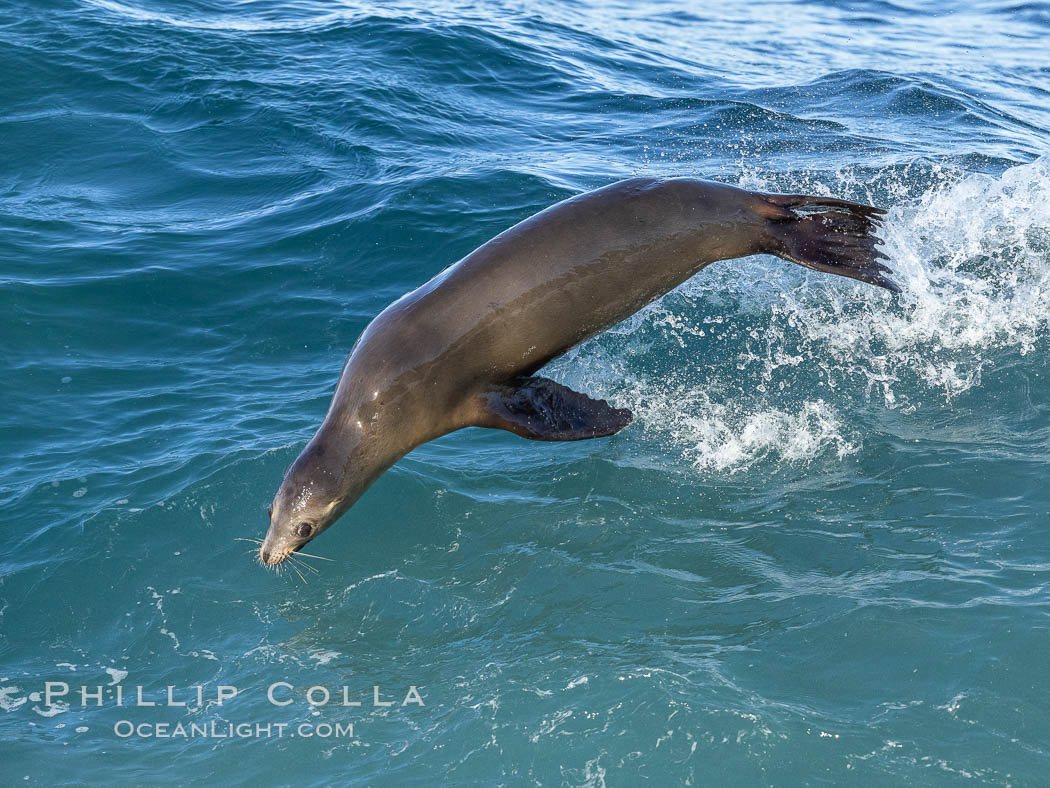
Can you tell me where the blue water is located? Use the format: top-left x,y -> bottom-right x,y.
3,0 -> 1050,783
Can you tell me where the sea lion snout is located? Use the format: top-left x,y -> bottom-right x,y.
258,538 -> 289,567
257,514 -> 303,567
258,531 -> 311,567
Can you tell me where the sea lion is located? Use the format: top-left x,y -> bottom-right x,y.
257,177 -> 894,567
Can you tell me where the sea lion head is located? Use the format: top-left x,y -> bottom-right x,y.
257,436 -> 358,568
252,329 -> 438,570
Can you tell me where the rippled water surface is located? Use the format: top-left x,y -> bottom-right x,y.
3,0 -> 1050,784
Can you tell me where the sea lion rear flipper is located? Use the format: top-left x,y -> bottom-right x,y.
759,193 -> 900,293
477,377 -> 633,441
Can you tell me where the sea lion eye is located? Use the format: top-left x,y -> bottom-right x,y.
267,504 -> 273,518
296,522 -> 313,538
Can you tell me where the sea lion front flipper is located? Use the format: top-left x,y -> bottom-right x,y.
476,377 -> 633,441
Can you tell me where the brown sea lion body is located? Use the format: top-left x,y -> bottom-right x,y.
258,177 -> 893,566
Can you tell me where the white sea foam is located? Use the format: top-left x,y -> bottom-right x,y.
555,158 -> 1050,471
309,650 -> 342,666
769,157 -> 1050,402
83,0 -> 356,33
0,686 -> 27,712
33,701 -> 68,718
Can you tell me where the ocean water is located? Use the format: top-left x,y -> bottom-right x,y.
2,0 -> 1050,783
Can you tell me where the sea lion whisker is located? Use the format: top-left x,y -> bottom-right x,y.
288,556 -> 320,574
287,561 -> 308,584
291,550 -> 334,562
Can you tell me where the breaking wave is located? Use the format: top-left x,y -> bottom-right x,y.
554,157 -> 1050,471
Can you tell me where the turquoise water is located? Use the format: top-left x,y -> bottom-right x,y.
3,0 -> 1050,783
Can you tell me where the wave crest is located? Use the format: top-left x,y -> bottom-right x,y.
553,157 -> 1050,471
